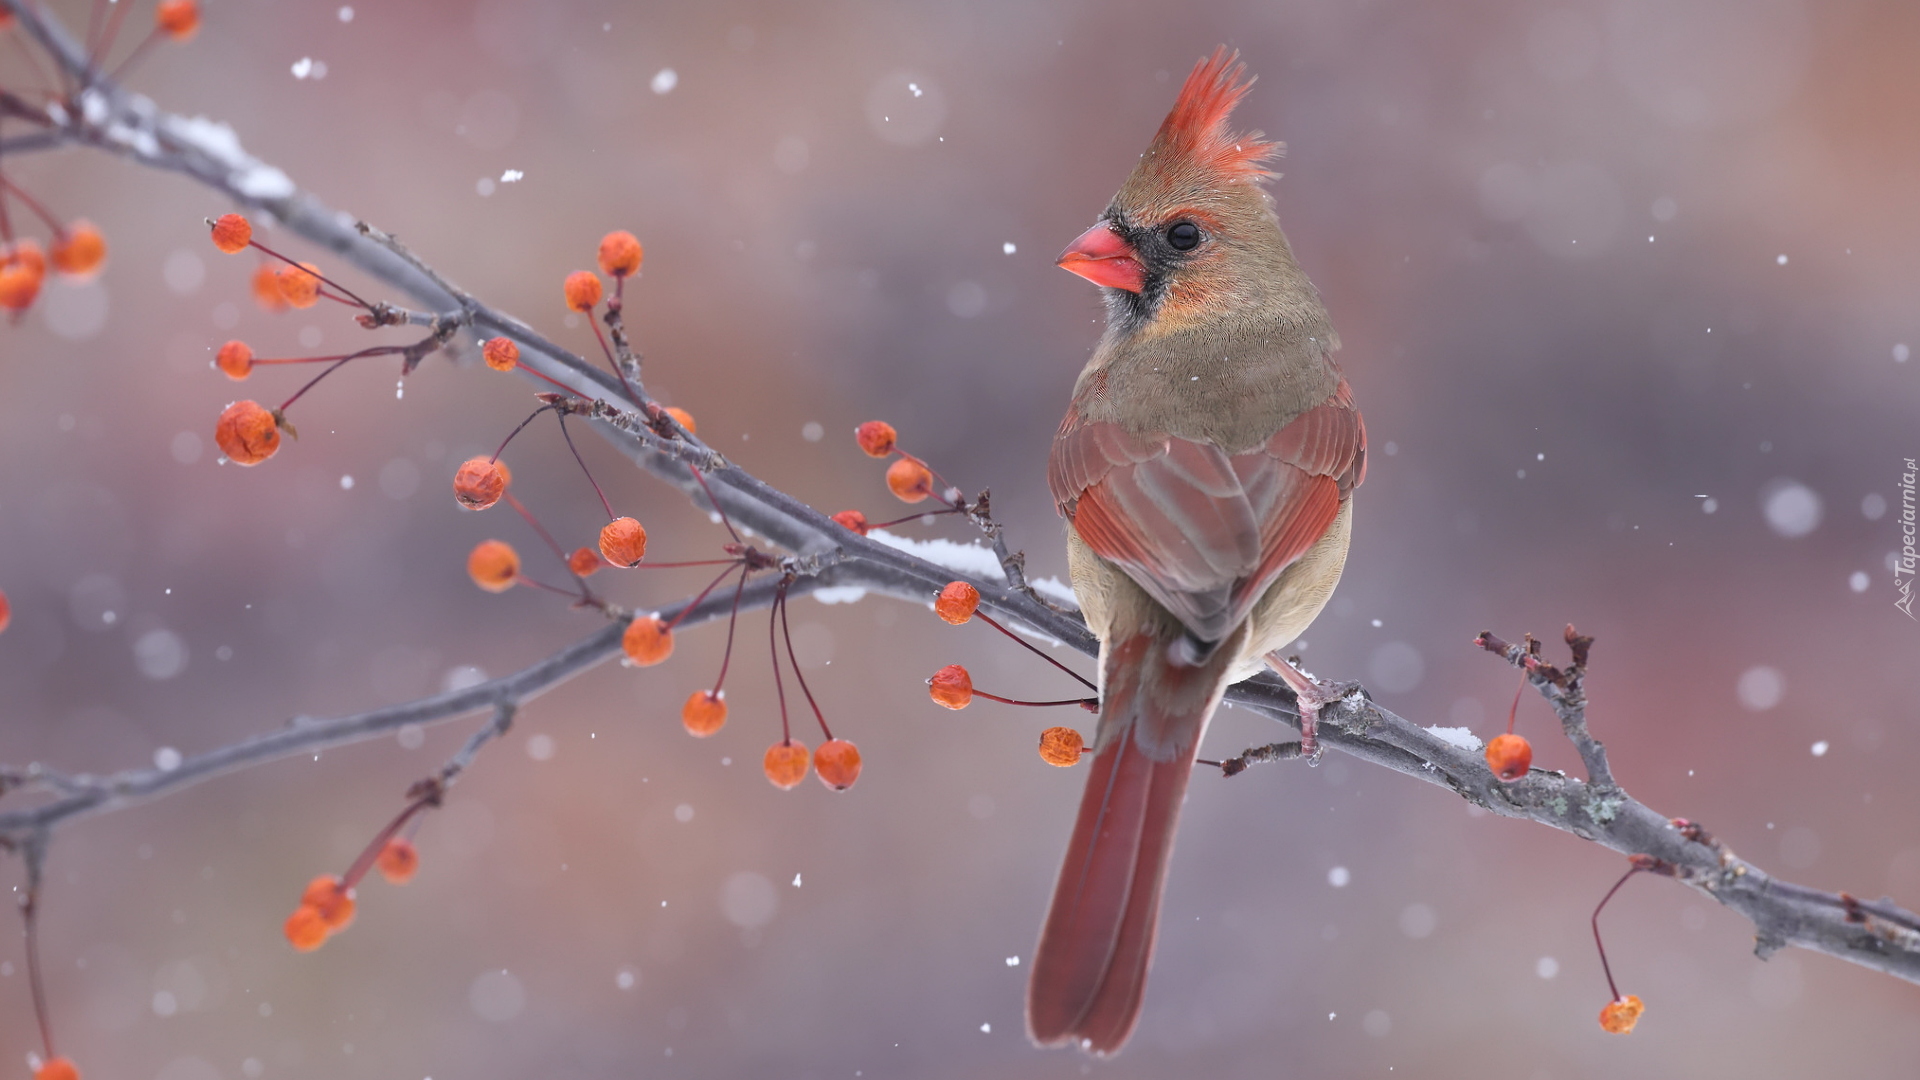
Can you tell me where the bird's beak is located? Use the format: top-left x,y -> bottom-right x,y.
1057,222 -> 1145,293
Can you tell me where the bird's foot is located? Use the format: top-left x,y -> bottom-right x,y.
1266,654 -> 1363,765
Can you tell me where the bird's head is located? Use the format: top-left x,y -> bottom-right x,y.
1058,48 -> 1298,336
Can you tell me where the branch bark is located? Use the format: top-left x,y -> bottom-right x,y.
2,0 -> 1915,1000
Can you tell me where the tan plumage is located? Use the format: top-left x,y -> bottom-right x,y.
1028,47 -> 1366,1056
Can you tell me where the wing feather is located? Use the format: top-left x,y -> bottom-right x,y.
1049,380 -> 1364,643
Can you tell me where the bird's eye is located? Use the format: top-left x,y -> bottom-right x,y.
1166,222 -> 1201,251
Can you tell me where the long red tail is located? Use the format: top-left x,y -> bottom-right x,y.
1026,627 -> 1238,1055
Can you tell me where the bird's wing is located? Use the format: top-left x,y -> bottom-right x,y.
1049,380 -> 1365,643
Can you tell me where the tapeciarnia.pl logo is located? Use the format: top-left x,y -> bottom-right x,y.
1897,458 -> 1917,619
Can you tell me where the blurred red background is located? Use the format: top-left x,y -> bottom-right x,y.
1,0 -> 1916,1076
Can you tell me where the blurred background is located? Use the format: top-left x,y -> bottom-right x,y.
2,0 -> 1917,1076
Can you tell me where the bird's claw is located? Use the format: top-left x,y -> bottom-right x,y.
1266,655 -> 1359,765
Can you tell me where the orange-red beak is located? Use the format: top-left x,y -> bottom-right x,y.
1057,222 -> 1145,293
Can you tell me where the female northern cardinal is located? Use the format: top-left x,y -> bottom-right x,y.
1030,48 -> 1366,1055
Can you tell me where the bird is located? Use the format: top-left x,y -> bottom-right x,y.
1028,47 -> 1367,1056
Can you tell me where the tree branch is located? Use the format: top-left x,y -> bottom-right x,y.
0,571 -> 839,838
2,0 -> 1915,1003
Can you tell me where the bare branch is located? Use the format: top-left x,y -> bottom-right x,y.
2,0 -> 1914,1002
0,572 -> 840,838
1213,631 -> 1920,985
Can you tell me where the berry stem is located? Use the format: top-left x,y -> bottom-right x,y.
502,492 -> 591,595
1592,864 -> 1644,1002
626,558 -> 746,569
339,794 -> 437,892
508,358 -> 587,396
777,577 -> 833,740
554,411 -> 617,520
864,506 -> 965,531
273,345 -> 411,413
254,346 -> 407,367
8,32 -> 62,104
102,26 -> 162,84
314,287 -> 368,308
768,577 -> 792,746
275,354 -> 353,414
1507,672 -> 1526,736
492,402 -> 559,462
234,234 -> 377,311
709,566 -> 749,695
688,466 -> 742,545
21,857 -> 56,1059
84,0 -> 108,61
515,573 -> 589,600
585,316 -> 637,402
662,562 -> 748,634
972,689 -> 1101,708
974,611 -> 1098,692
88,0 -> 134,70
0,174 -> 63,232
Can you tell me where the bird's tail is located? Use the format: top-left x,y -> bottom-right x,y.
1026,621 -> 1241,1055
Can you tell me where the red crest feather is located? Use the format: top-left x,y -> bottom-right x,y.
1149,47 -> 1278,183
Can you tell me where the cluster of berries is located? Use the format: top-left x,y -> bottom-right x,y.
284,837 -> 420,952
0,0 -> 207,326
826,422 -> 946,540
0,222 -> 106,315
921,581 -> 1096,767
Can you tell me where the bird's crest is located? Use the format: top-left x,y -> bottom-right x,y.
1145,48 -> 1280,186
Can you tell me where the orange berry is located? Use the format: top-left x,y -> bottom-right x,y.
376,837 -> 420,884
598,230 -> 644,277
1484,732 -> 1533,782
276,262 -> 322,308
763,739 -> 810,790
467,540 -> 520,593
681,690 -> 728,737
33,1059 -> 79,1080
814,738 -> 862,791
855,420 -> 897,457
481,336 -> 520,371
214,400 -> 280,465
49,221 -> 106,278
664,406 -> 696,434
8,238 -> 45,278
250,263 -> 288,310
0,240 -> 44,311
934,581 -> 979,625
1038,727 -> 1085,767
452,457 -> 507,510
34,1057 -> 81,1080
563,270 -> 603,312
283,905 -> 329,951
301,874 -> 356,930
210,212 -> 253,254
155,0 -> 200,39
831,509 -> 870,535
1598,994 -> 1644,1034
0,262 -> 38,311
622,614 -> 673,666
568,546 -> 602,577
599,516 -> 648,567
215,339 -> 253,380
928,664 -> 973,709
886,456 -> 934,503
0,589 -> 10,635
